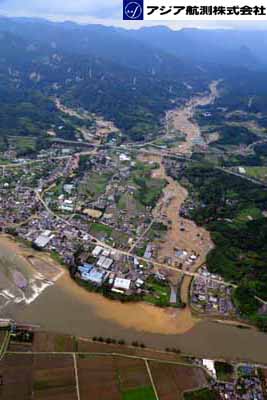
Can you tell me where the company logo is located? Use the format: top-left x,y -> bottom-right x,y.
123,0 -> 144,20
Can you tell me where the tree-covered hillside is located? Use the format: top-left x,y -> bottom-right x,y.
168,161 -> 267,328
0,18 -> 212,144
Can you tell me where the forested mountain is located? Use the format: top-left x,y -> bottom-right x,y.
1,16 -> 267,144
0,17 -> 203,82
0,17 -> 212,142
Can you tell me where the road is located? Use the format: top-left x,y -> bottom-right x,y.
35,184 -> 236,289
145,358 -> 160,400
1,139 -> 266,188
73,353 -> 81,400
217,166 -> 267,187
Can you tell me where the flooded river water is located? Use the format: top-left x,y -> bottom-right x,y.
4,262 -> 267,364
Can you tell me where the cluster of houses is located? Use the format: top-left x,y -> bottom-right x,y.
43,151 -> 153,246
198,359 -> 267,400
191,266 -> 235,317
0,158 -> 65,228
212,367 -> 266,400
77,245 -> 142,295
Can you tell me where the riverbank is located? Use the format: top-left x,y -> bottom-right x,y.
0,234 -> 198,335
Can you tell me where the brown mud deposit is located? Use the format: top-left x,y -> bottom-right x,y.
54,98 -> 119,142
139,153 -> 213,305
167,81 -> 219,155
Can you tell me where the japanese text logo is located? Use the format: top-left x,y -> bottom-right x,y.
123,0 -> 144,20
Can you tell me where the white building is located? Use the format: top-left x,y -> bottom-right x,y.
97,256 -> 113,270
113,277 -> 131,291
34,231 -> 54,249
202,359 -> 217,378
92,246 -> 103,257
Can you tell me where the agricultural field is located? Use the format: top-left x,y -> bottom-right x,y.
234,206 -> 264,223
115,357 -> 155,400
149,361 -> 208,400
89,222 -> 130,248
77,355 -> 120,400
0,353 -> 34,400
0,332 -> 240,400
7,136 -> 37,156
33,332 -> 77,353
33,354 -> 77,400
0,330 -> 6,347
117,192 -> 143,212
131,161 -> 166,209
0,353 -> 77,400
77,355 -> 156,400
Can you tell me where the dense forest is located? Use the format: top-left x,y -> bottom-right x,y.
195,68 -> 267,156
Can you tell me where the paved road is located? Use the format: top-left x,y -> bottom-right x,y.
217,166 -> 267,187
73,353 -> 81,400
35,186 -> 236,288
145,358 -> 160,400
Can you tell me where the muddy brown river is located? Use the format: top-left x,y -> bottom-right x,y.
3,267 -> 267,364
